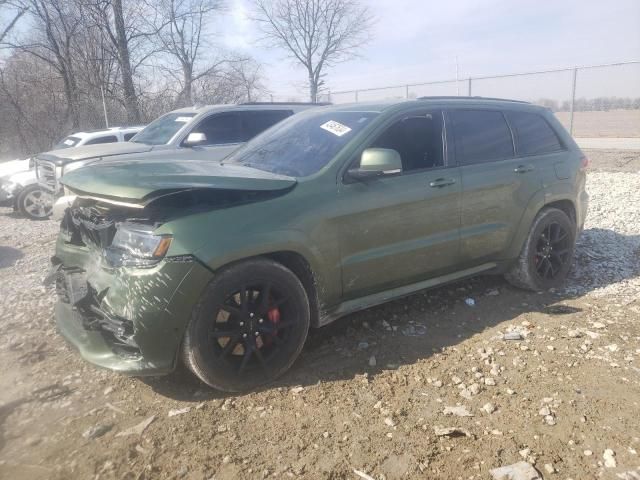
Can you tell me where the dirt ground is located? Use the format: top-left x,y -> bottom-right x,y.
1,153 -> 639,480
554,110 -> 640,138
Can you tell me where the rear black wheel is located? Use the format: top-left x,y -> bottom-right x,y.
505,207 -> 576,291
182,258 -> 310,392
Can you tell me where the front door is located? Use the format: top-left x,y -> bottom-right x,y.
337,111 -> 462,299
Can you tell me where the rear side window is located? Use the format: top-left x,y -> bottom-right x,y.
450,110 -> 514,165
123,132 -> 137,141
506,111 -> 563,155
241,110 -> 293,138
85,135 -> 118,145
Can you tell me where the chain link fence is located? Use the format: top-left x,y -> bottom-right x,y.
318,61 -> 640,137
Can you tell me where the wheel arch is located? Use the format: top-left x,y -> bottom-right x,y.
201,249 -> 324,328
506,190 -> 577,261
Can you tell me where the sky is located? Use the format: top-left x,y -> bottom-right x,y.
215,0 -> 640,102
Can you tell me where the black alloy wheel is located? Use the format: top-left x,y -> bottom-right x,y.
182,259 -> 310,392
534,221 -> 572,280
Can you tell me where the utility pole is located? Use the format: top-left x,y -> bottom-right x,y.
100,85 -> 109,128
456,56 -> 460,96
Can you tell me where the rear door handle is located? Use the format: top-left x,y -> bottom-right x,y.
514,165 -> 535,173
429,178 -> 456,188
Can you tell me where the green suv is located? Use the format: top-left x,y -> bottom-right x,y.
52,97 -> 588,391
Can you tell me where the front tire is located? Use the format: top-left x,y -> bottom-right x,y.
505,207 -> 576,291
17,185 -> 52,220
182,258 -> 310,392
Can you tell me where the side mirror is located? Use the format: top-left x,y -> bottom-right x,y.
348,148 -> 403,180
184,132 -> 207,147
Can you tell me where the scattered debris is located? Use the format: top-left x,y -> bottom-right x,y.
353,469 -> 376,480
504,332 -> 524,341
443,406 -> 474,417
401,324 -> 427,336
115,415 -> 156,437
481,402 -> 497,414
604,449 -> 617,468
290,386 -> 304,394
489,461 -> 542,480
464,298 -> 476,306
433,426 -> 472,438
168,407 -> 191,417
82,424 -> 112,440
368,355 -> 377,367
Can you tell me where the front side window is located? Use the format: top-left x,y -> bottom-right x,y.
190,113 -> 244,145
450,110 -> 514,165
368,111 -> 444,172
225,110 -> 379,177
132,112 -> 196,145
53,136 -> 81,149
85,135 -> 118,145
506,111 -> 563,156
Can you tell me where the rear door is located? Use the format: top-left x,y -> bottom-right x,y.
450,108 -> 542,265
337,110 -> 462,299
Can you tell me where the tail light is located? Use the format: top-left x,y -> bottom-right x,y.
579,156 -> 590,171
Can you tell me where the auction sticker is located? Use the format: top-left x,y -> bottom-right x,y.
320,120 -> 352,137
175,116 -> 192,122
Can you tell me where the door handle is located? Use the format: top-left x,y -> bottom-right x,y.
514,165 -> 535,173
429,178 -> 456,188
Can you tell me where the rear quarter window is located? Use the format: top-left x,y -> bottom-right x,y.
449,109 -> 514,165
123,132 -> 137,141
506,111 -> 564,156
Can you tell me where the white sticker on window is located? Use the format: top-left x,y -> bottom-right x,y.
320,120 -> 352,137
175,116 -> 192,122
63,139 -> 74,145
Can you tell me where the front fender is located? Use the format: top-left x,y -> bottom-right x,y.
194,228 -> 339,313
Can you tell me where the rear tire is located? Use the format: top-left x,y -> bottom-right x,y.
17,185 -> 52,220
182,258 -> 310,392
505,207 -> 576,291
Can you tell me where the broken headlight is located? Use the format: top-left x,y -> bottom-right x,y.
104,223 -> 172,268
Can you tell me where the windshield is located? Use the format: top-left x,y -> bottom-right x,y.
131,112 -> 196,145
53,136 -> 81,150
225,110 -> 379,177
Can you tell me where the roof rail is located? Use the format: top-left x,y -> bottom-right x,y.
240,101 -> 332,106
417,96 -> 530,104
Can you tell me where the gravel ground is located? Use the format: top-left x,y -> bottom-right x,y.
0,153 -> 639,480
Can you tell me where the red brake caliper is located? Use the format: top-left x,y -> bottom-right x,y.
263,307 -> 280,346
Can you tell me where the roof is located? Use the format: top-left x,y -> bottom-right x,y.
71,125 -> 145,138
310,97 -> 544,114
169,102 -> 325,115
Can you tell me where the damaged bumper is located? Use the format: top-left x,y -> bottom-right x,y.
53,238 -> 213,375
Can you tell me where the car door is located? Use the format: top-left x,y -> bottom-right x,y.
449,108 -> 543,265
337,110 -> 462,299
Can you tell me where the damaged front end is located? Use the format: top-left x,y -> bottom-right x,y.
52,195 -> 214,375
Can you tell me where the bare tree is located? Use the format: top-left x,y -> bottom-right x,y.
3,0 -> 84,128
148,0 -> 225,107
228,57 -> 267,102
252,0 -> 373,102
82,0 -> 158,123
0,1 -> 27,43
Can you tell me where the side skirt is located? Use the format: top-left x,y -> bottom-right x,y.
317,262 -> 497,327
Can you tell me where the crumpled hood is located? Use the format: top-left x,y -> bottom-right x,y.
61,158 -> 296,204
38,142 -> 153,165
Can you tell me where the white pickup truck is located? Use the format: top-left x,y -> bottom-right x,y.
0,126 -> 143,219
